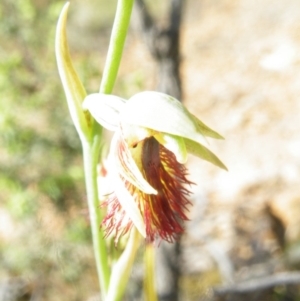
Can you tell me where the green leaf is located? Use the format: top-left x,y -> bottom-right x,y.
55,2 -> 91,140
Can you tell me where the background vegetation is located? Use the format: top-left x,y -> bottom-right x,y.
0,0 -> 113,299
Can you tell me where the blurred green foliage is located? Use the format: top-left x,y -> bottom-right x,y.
0,0 -> 84,208
0,0 -> 117,299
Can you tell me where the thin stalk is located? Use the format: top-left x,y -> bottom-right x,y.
83,0 -> 135,298
83,0 -> 135,296
82,136 -> 110,299
144,243 -> 158,301
100,0 -> 135,94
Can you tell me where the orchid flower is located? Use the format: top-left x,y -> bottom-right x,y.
83,91 -> 226,243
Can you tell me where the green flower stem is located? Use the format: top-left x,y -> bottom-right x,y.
99,0 -> 135,94
83,0 -> 135,298
144,244 -> 158,301
82,136 -> 110,300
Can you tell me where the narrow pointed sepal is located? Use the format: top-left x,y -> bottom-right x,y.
189,113 -> 224,139
55,2 -> 91,139
184,138 -> 227,170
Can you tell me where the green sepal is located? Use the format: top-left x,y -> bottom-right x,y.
184,138 -> 227,170
189,113 -> 224,139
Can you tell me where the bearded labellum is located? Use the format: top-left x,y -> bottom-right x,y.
83,91 -> 226,243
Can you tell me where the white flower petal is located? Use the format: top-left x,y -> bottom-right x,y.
110,132 -> 157,195
114,174 -> 146,238
120,91 -> 208,145
121,124 -> 154,147
83,93 -> 126,131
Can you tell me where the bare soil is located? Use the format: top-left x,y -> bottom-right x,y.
178,0 -> 300,295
